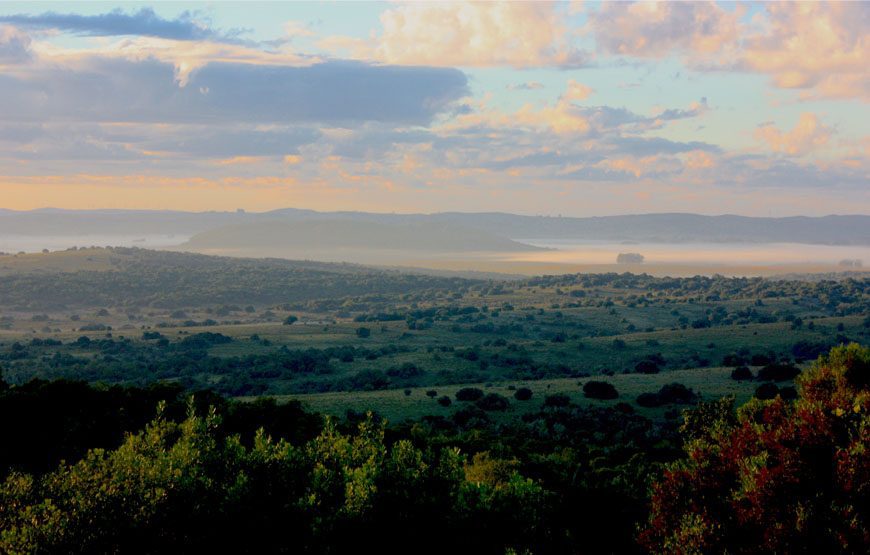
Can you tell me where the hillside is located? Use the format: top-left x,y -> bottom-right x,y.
180,220 -> 544,253
0,247 -> 477,310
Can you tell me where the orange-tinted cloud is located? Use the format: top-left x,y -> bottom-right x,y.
741,3 -> 869,101
213,156 -> 268,166
588,1 -> 742,60
755,113 -> 832,156
320,2 -> 586,68
684,150 -> 717,170
588,2 -> 868,101
443,80 -> 594,135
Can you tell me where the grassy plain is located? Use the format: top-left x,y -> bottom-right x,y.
0,248 -> 866,424
252,366 -> 761,424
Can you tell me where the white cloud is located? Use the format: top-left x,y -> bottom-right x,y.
319,2 -> 587,68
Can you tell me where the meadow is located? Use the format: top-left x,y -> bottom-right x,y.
1,248 -> 866,424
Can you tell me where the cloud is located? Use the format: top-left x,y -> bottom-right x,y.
0,8 -> 248,43
739,2 -> 870,101
213,156 -> 268,166
610,136 -> 719,157
563,80 -> 594,101
0,25 -> 32,64
684,150 -> 717,170
33,34 -> 318,86
507,81 -> 545,91
755,113 -> 832,156
588,1 -> 741,60
654,98 -> 709,121
0,58 -> 468,126
725,156 -> 868,189
587,2 -> 869,101
445,92 -> 591,135
320,1 -> 588,68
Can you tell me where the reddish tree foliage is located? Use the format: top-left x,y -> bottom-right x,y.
640,343 -> 870,553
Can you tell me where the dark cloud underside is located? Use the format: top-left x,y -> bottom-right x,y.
0,60 -> 469,126
0,8 -> 243,42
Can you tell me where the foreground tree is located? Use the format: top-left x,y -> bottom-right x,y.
640,344 -> 870,553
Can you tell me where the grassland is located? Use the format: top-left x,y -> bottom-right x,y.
0,247 -> 866,423
252,366 -> 761,424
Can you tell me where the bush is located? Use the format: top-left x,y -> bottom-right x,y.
791,340 -> 833,361
356,327 -> 371,338
543,394 -> 571,408
779,386 -> 797,400
452,405 -> 489,428
730,366 -> 753,381
636,392 -> 661,408
634,360 -> 660,374
513,387 -> 533,401
750,354 -> 772,366
583,381 -> 618,400
754,382 -> 780,400
756,363 -> 800,382
386,363 -> 424,379
348,369 -> 389,391
455,387 -> 484,402
476,393 -> 510,411
283,315 -> 298,325
425,389 -> 437,398
642,344 -> 870,554
178,332 -> 232,349
636,383 -> 697,407
657,383 -> 697,404
436,395 -> 452,407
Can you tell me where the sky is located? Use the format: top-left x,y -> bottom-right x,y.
0,1 -> 867,216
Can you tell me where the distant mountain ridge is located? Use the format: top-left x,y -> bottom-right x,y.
2,208 -> 868,245
181,220 -> 544,253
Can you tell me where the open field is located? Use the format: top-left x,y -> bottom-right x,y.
254,366 -> 763,424
0,248 -> 866,406
399,257 -> 870,278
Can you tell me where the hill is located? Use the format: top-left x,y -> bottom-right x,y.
0,247 -> 477,310
3,209 -> 868,247
180,220 -> 544,256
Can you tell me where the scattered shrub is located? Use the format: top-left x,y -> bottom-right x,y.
476,393 -> 510,411
583,381 -> 618,400
455,387 -> 485,402
513,387 -> 533,401
634,360 -> 660,374
756,363 -> 800,382
730,366 -> 753,381
779,386 -> 797,400
754,382 -> 780,400
386,362 -> 424,379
